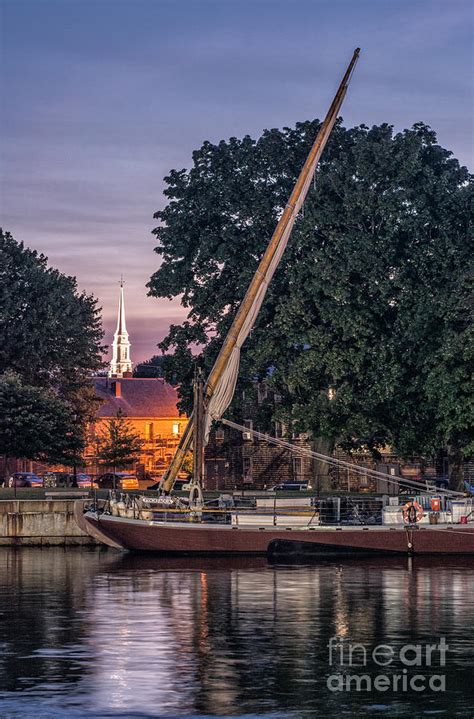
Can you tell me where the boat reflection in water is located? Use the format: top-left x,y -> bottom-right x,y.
1,548 -> 473,717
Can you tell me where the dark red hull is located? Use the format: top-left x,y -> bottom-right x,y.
83,513 -> 474,555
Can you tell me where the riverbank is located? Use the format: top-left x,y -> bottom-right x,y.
0,489 -> 429,547
0,498 -> 99,545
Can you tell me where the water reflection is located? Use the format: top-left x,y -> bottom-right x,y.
0,549 -> 473,717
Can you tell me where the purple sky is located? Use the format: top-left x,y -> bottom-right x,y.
1,0 -> 472,363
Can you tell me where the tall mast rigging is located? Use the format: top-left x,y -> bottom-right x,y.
160,48 -> 361,494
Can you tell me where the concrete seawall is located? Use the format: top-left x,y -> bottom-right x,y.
0,500 -> 100,546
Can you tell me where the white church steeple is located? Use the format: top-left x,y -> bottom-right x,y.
109,279 -> 132,378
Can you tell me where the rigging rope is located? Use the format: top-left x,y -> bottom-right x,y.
220,419 -> 464,498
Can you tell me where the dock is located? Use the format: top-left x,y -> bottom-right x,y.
0,498 -> 101,546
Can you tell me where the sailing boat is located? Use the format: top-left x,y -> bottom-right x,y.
79,49 -> 474,555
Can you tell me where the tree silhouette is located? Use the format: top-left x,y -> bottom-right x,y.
96,409 -> 143,478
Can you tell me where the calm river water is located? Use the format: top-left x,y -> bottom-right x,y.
0,548 -> 473,718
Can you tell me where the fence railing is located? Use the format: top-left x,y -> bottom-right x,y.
102,492 -> 389,527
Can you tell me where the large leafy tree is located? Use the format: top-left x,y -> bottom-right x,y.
0,230 -> 104,411
148,121 -> 473,481
0,230 -> 105,465
0,372 -> 85,476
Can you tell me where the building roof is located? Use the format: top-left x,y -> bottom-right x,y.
93,377 -> 182,419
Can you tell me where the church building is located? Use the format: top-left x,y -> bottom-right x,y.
108,279 -> 132,378
85,282 -> 187,477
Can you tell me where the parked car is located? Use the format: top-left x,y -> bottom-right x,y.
75,473 -> 98,489
4,472 -> 43,488
268,482 -> 312,492
97,472 -> 139,490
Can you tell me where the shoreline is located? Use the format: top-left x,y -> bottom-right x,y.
0,498 -> 100,546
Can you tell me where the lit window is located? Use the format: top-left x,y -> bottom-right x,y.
144,422 -> 153,440
172,423 -> 181,436
243,419 -> 253,441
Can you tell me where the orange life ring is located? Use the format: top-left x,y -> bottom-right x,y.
402,501 -> 424,524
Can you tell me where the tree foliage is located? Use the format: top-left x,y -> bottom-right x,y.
0,230 -> 105,463
96,410 -> 143,469
134,354 -> 168,379
0,230 -> 104,416
0,372 -> 84,465
148,121 -> 473,463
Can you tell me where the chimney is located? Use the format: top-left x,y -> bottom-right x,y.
111,380 -> 121,398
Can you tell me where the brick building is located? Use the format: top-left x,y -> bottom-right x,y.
203,383 -> 315,490
204,423 -> 313,491
84,283 -> 187,477
86,377 -> 186,476
202,382 -> 460,493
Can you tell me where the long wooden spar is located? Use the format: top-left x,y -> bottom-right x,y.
160,48 -> 361,493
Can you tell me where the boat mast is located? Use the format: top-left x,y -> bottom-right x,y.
189,367 -> 205,504
160,48 -> 361,494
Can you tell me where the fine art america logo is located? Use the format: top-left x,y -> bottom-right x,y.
327,636 -> 448,693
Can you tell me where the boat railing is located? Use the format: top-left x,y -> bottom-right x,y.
103,492 -> 474,527
104,492 -> 386,526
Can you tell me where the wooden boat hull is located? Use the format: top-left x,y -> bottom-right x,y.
83,512 -> 474,555
74,501 -> 123,549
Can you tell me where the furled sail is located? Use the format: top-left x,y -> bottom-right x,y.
203,48 -> 360,439
160,48 -> 360,493
204,130 -> 330,440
